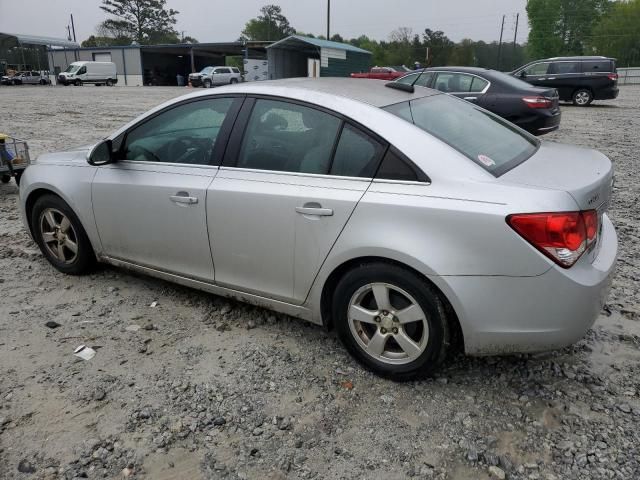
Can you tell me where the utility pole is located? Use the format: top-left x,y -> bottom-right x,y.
327,0 -> 331,40
512,13 -> 519,70
496,14 -> 505,71
66,25 -> 72,42
70,14 -> 77,42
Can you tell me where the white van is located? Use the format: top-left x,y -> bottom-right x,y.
57,61 -> 118,86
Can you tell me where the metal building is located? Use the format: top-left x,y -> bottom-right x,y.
0,32 -> 79,78
266,35 -> 371,80
48,42 -> 271,86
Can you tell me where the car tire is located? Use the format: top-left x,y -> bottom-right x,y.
332,262 -> 450,380
203,79 -> 212,88
573,89 -> 593,107
30,194 -> 95,275
74,79 -> 82,86
230,78 -> 238,84
1,174 -> 10,184
106,79 -> 113,87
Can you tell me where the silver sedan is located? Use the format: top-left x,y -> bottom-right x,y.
19,78 -> 617,379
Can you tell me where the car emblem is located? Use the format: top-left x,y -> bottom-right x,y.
587,193 -> 600,205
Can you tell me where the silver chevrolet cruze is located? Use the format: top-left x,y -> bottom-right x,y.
19,78 -> 617,379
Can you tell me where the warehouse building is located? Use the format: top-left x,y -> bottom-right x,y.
0,32 -> 78,77
266,35 -> 371,79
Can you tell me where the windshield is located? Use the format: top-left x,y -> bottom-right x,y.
200,67 -> 214,75
64,64 -> 80,73
384,94 -> 539,176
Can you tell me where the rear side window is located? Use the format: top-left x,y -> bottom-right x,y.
397,72 -> 433,87
583,61 -> 613,72
329,124 -> 385,178
383,95 -> 539,176
470,77 -> 489,92
549,62 -> 581,74
375,149 -> 427,182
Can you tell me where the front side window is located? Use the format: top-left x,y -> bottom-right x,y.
549,62 -> 581,74
64,64 -> 80,73
237,99 -> 341,173
122,98 -> 235,164
201,67 -> 214,75
523,63 -> 549,76
384,94 -> 538,176
330,124 -> 385,178
77,66 -> 87,75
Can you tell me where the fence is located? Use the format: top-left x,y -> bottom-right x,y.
618,68 -> 640,85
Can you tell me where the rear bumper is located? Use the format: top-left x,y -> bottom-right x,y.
437,214 -> 617,355
595,86 -> 619,100
515,110 -> 562,136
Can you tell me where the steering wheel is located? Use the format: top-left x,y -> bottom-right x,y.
129,145 -> 161,163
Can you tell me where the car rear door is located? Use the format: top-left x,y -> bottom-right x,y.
207,97 -> 385,304
92,96 -> 242,281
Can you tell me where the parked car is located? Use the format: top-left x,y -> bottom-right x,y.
395,67 -> 561,135
57,61 -> 118,86
189,66 -> 243,88
1,71 -> 50,85
511,56 -> 619,106
350,66 -> 409,81
19,78 -> 616,379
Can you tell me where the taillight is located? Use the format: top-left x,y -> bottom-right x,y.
507,211 -> 599,268
522,96 -> 553,109
608,73 -> 618,81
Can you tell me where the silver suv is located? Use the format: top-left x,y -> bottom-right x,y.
189,66 -> 243,88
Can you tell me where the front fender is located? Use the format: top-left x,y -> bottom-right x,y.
20,164 -> 101,254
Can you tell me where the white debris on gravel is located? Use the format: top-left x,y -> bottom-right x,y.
1,85 -> 639,479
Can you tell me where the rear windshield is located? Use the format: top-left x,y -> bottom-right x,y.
384,94 -> 539,176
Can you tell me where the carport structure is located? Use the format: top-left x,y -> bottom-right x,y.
0,32 -> 79,79
266,35 -> 371,80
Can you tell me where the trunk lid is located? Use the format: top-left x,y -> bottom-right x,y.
501,141 -> 613,211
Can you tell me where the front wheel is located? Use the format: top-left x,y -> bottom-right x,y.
30,194 -> 95,275
333,263 -> 450,380
106,79 -> 113,86
230,78 -> 238,84
573,89 -> 593,106
203,79 -> 212,88
74,79 -> 82,86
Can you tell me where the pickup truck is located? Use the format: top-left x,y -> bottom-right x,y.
350,66 -> 411,81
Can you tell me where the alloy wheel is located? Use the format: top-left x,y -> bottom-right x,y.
575,91 -> 590,105
348,283 -> 429,365
39,208 -> 79,264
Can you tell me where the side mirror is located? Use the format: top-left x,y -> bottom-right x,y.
87,139 -> 114,166
519,71 -> 527,78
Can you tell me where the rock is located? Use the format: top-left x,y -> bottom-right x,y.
618,403 -> 632,414
488,466 -> 506,480
213,417 -> 226,426
380,394 -> 394,405
93,388 -> 106,401
18,459 -> 36,474
143,323 -> 156,331
126,324 -> 141,332
252,427 -> 263,436
467,447 -> 479,463
246,320 -> 256,330
45,321 -> 61,329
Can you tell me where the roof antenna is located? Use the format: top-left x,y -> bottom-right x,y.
385,66 -> 428,93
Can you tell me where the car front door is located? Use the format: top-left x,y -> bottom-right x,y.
207,97 -> 386,303
92,96 -> 242,281
519,62 -> 551,87
213,68 -> 229,85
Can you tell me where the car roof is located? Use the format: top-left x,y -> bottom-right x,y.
415,66 -> 495,75
202,77 -> 440,108
543,56 -> 615,61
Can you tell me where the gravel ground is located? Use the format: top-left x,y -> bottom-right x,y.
1,85 -> 639,480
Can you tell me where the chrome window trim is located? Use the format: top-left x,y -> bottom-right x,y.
371,178 -> 431,186
116,160 -> 220,170
218,165 -> 372,183
431,71 -> 491,94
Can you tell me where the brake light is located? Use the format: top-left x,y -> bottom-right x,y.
608,73 -> 618,81
507,211 -> 599,268
522,96 -> 553,109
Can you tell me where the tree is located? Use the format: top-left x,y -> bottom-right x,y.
449,39 -> 475,66
527,0 -> 610,58
240,5 -> 296,41
590,0 -> 640,67
99,0 -> 179,44
81,34 -> 131,47
422,29 -> 454,66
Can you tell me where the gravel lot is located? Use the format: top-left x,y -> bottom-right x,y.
1,85 -> 639,480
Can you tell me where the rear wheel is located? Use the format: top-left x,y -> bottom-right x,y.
573,89 -> 593,106
333,262 -> 450,380
30,194 -> 95,275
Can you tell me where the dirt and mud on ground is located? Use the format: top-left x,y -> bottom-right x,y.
1,85 -> 639,480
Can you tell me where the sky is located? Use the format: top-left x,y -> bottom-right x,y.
0,0 -> 530,44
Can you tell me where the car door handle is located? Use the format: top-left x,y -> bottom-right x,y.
463,96 -> 478,101
170,192 -> 198,205
547,77 -> 556,80
295,204 -> 333,216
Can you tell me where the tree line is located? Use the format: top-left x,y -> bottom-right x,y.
82,0 -> 640,69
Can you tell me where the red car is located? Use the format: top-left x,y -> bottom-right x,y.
350,66 -> 410,81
